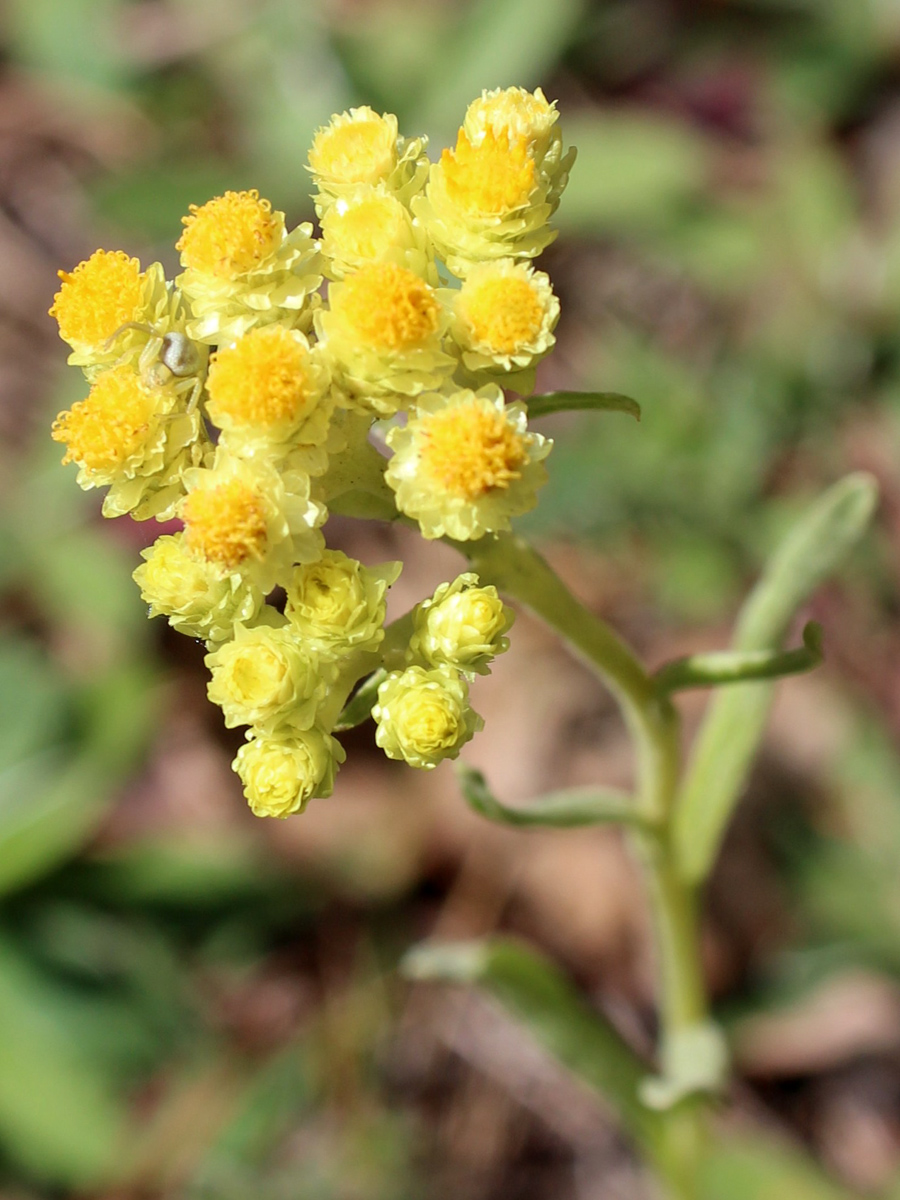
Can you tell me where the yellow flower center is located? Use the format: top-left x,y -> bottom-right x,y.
441,128 -> 535,216
49,250 -> 145,347
231,646 -> 287,701
51,366 -> 157,472
207,328 -> 315,428
460,274 -> 544,353
395,690 -> 458,750
418,402 -> 527,500
309,113 -> 396,186
322,192 -> 409,263
177,190 -> 280,278
182,479 -> 268,570
337,263 -> 439,351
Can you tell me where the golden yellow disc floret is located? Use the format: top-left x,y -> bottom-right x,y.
207,328 -> 314,427
441,128 -> 535,216
51,365 -> 156,472
177,190 -> 280,278
49,250 -> 145,347
418,402 -> 527,500
182,480 -> 268,570
460,275 -> 544,353
337,263 -> 439,351
309,115 -> 396,186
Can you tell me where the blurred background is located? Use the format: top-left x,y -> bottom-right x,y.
2,0 -> 900,1196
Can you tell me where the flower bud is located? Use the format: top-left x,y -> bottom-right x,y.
373,665 -> 482,769
285,549 -> 401,658
411,573 -> 513,674
234,727 -> 345,818
134,532 -> 262,645
206,622 -> 327,731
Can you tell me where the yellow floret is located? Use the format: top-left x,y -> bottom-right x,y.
460,274 -> 544,354
337,262 -> 439,351
177,190 -> 280,279
418,401 -> 527,500
49,250 -> 145,348
207,327 -> 316,428
441,128 -> 535,216
182,479 -> 269,570
51,366 -> 156,473
309,110 -> 397,188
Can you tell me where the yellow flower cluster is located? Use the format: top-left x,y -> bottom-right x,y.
49,87 -> 573,816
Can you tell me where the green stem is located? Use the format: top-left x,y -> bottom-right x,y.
456,532 -> 710,1196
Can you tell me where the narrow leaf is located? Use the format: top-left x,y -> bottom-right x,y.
458,762 -> 642,828
402,937 -> 665,1159
655,621 -> 823,693
675,474 -> 878,885
527,391 -> 641,421
334,669 -> 386,732
0,936 -> 125,1186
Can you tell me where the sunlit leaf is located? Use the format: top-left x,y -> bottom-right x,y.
675,474 -> 878,885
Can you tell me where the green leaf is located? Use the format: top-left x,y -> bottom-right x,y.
526,391 -> 642,421
0,936 -> 125,1186
557,112 -> 708,236
655,621 -> 823,693
6,0 -> 129,91
402,937 -> 666,1161
334,669 -> 387,733
0,657 -> 155,897
457,762 -> 641,828
699,1136 -> 860,1200
675,474 -> 878,885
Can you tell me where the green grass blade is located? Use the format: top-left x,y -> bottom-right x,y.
675,474 -> 878,885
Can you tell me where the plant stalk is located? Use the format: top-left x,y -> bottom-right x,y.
460,532 -> 710,1197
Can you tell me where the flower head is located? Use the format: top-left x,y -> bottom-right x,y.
410,573 -> 513,675
49,251 -> 171,369
413,93 -> 574,276
373,665 -> 482,769
180,450 -> 325,592
447,258 -> 558,390
317,262 -> 453,416
320,184 -> 435,282
51,363 -> 203,520
385,385 -> 551,539
206,326 -> 333,466
234,726 -> 345,817
206,621 -> 328,731
176,190 -> 322,344
285,549 -> 401,658
308,107 -> 428,212
134,532 -> 262,646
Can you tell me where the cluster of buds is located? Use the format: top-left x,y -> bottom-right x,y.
49,87 -> 572,818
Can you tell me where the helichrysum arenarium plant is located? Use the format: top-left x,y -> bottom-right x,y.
50,88 -> 877,1199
